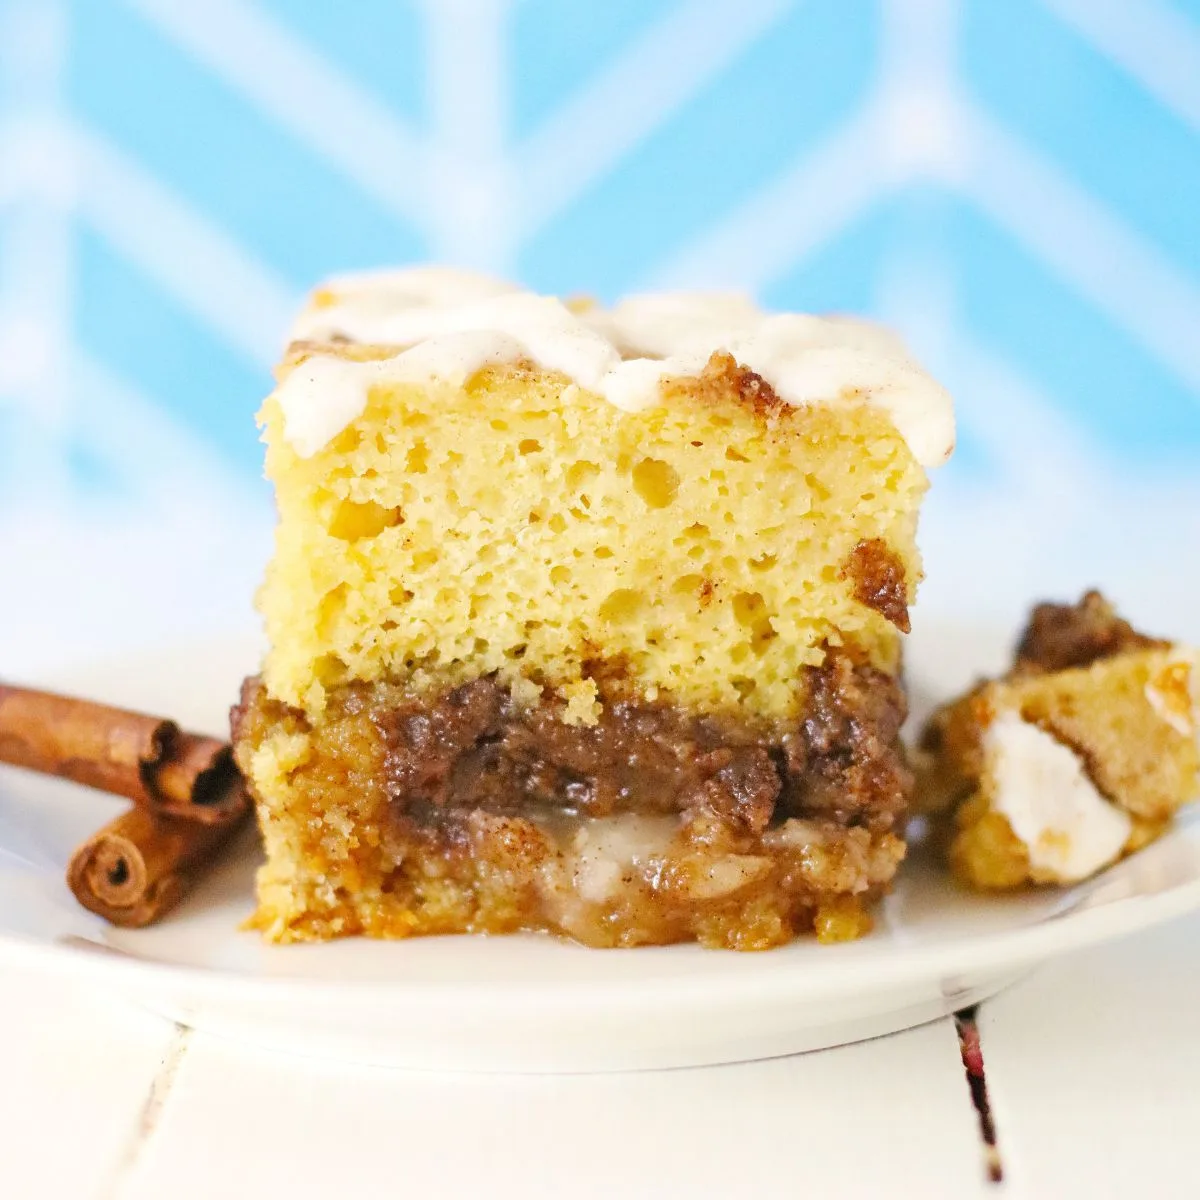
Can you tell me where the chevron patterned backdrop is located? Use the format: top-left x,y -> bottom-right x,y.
1,0 -> 1198,672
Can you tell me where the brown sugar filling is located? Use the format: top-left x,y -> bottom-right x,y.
232,650 -> 912,949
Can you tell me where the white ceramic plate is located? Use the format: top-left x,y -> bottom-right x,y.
2,627 -> 1198,1073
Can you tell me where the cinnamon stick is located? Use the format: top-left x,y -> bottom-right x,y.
152,732 -> 242,821
66,789 -> 251,927
0,684 -> 242,823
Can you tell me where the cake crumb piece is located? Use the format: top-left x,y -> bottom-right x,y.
918,591 -> 1199,889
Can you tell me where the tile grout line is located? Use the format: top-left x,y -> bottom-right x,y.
99,1023 -> 193,1200
954,1004 -> 1004,1185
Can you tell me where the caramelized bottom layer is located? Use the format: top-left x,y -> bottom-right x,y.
232,655 -> 911,949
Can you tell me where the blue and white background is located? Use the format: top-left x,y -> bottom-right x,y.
2,0 -> 1198,671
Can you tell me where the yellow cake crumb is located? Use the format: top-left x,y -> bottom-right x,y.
258,352 -> 926,719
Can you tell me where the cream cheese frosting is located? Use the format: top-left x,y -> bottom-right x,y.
275,266 -> 957,467
985,710 -> 1132,883
289,265 -> 518,345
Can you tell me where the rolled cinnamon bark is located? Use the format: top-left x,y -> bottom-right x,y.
66,790 -> 251,927
150,732 -> 243,823
0,684 -> 173,802
0,684 -> 242,823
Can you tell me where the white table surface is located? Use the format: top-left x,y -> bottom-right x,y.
1,908 -> 1197,1200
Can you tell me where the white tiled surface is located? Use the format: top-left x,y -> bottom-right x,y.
114,1018 -> 984,1200
980,912 -> 1200,1199
0,980 -> 177,1199
3,914 -> 1199,1200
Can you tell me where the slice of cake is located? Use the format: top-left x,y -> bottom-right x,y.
918,592 -> 1200,889
231,267 -> 955,949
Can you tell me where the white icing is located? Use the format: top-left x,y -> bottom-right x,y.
290,266 -> 517,344
587,293 -> 910,364
275,267 -> 956,467
310,264 -> 516,301
271,355 -> 384,458
583,291 -> 762,359
986,710 -> 1132,883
